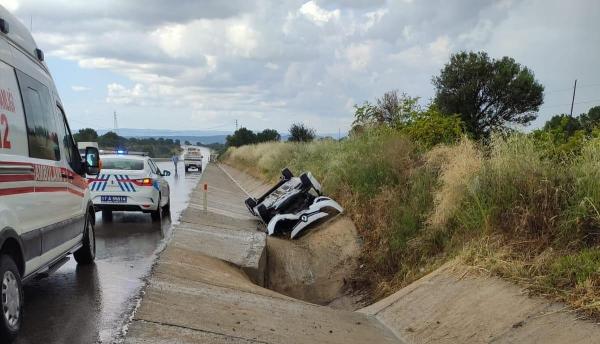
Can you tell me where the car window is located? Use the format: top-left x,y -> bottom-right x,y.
15,69 -> 60,161
56,104 -> 82,174
101,158 -> 144,170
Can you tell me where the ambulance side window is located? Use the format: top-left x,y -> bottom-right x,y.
56,104 -> 83,174
15,70 -> 60,161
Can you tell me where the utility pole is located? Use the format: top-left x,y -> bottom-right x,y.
113,111 -> 118,135
570,79 -> 577,117
235,119 -> 238,131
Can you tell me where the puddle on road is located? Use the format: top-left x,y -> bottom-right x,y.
15,156 -> 207,344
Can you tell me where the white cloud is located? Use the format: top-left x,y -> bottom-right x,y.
71,85 -> 91,92
345,42 -> 372,70
299,1 -> 340,25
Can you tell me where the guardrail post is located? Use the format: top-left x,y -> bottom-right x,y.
203,183 -> 208,212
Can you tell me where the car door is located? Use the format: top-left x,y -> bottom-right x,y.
149,159 -> 168,205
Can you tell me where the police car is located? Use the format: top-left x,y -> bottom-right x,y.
0,6 -> 100,342
89,152 -> 171,221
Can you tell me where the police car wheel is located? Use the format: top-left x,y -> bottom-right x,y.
151,196 -> 162,222
163,198 -> 171,215
74,212 -> 96,265
0,255 -> 22,343
101,210 -> 113,222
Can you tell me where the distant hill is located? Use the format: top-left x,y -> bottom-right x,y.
95,128 -> 348,145
96,128 -> 230,144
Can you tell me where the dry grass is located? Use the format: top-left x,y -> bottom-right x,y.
426,138 -> 482,228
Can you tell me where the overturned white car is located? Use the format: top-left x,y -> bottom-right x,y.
245,168 -> 343,239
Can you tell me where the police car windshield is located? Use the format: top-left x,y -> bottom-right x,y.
102,158 -> 144,170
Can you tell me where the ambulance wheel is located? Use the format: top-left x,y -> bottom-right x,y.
74,211 -> 96,265
101,210 -> 113,222
0,255 -> 23,343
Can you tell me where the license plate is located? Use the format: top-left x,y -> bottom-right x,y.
101,195 -> 127,203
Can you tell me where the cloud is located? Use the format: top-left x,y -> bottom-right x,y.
299,1 -> 340,25
8,0 -> 600,132
71,85 -> 91,92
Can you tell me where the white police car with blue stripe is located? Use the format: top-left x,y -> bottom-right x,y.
89,152 -> 170,221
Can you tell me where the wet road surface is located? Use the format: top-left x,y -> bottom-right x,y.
15,156 -> 206,344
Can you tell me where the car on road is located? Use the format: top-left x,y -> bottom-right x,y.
0,6 -> 101,342
183,146 -> 203,172
89,152 -> 171,221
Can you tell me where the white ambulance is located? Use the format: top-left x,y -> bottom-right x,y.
0,6 -> 100,342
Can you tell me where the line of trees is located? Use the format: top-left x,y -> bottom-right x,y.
73,128 -> 181,158
225,123 -> 316,147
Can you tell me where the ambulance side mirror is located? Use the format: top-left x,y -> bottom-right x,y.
85,147 -> 101,175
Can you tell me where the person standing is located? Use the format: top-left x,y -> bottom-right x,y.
172,154 -> 179,174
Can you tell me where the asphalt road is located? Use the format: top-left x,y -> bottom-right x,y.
14,156 -> 206,344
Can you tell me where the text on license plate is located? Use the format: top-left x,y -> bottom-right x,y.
101,195 -> 127,203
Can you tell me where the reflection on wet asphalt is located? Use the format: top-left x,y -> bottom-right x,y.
15,157 -> 206,344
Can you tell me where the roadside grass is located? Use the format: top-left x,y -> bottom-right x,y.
222,130 -> 600,316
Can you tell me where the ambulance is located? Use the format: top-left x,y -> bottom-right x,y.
0,5 -> 100,342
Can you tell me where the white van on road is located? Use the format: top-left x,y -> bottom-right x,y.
0,6 -> 101,342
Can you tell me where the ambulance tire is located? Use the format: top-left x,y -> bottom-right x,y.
74,211 -> 96,265
0,255 -> 23,343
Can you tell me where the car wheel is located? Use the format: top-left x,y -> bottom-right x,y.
151,196 -> 162,222
74,212 -> 96,265
163,195 -> 171,215
0,254 -> 23,343
101,210 -> 113,222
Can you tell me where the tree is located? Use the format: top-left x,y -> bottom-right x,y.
352,90 -> 420,128
73,128 -> 98,142
433,51 -> 544,139
288,123 -> 315,142
226,127 -> 257,147
97,131 -> 126,148
579,106 -> 600,132
184,140 -> 192,145
402,105 -> 464,148
256,129 -> 281,143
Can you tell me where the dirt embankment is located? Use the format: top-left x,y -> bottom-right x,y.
266,216 -> 361,307
220,164 -> 363,309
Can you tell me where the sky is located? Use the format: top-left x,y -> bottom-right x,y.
4,0 -> 600,134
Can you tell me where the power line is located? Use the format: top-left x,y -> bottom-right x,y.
540,97 -> 600,110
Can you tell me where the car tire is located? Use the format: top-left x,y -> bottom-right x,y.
151,196 -> 162,222
281,168 -> 293,180
163,196 -> 171,215
300,173 -> 313,189
0,254 -> 23,343
74,212 -> 96,265
101,210 -> 113,222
